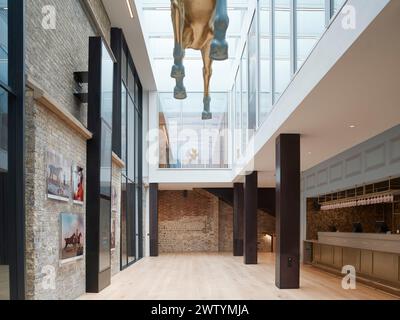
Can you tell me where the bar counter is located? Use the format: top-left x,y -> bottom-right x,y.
305,232 -> 400,294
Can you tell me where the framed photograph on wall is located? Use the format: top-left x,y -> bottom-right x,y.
72,165 -> 85,205
60,213 -> 84,263
47,150 -> 71,202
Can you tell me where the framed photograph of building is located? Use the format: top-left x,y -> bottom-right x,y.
72,165 -> 85,205
47,150 -> 71,202
60,213 -> 84,263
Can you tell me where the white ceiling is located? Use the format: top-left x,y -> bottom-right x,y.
102,0 -> 157,91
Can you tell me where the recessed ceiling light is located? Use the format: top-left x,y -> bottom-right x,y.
349,125 -> 356,128
126,0 -> 134,19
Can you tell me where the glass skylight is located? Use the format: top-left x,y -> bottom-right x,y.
138,0 -> 250,92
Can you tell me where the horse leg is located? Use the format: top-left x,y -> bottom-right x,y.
210,0 -> 229,61
171,0 -> 187,99
201,43 -> 213,120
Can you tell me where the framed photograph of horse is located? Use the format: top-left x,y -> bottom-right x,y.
60,213 -> 84,263
47,149 -> 71,202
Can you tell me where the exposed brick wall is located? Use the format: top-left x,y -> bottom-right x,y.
24,0 -> 112,300
218,201 -> 233,252
159,190 -> 276,253
83,0 -> 112,44
306,198 -> 393,240
258,210 -> 275,252
26,0 -> 110,124
25,93 -> 87,300
159,190 -> 219,253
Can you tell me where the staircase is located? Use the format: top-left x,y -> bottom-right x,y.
204,188 -> 276,217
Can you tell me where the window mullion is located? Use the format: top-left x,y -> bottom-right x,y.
271,0 -> 276,105
290,0 -> 296,76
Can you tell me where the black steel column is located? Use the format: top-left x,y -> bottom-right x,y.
149,183 -> 159,257
86,37 -> 114,293
233,183 -> 244,256
244,172 -> 258,264
8,0 -> 26,300
110,28 -> 122,157
275,134 -> 300,289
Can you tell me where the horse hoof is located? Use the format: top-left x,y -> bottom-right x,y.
171,64 -> 185,79
210,39 -> 229,61
174,86 -> 187,100
202,111 -> 212,120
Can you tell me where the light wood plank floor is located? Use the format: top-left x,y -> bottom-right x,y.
80,253 -> 398,300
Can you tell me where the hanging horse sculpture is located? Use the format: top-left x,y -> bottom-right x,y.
170,0 -> 229,120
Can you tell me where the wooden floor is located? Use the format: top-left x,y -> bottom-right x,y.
80,253 -> 398,300
0,265 -> 10,300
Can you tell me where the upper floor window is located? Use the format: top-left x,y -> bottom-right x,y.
159,92 -> 229,169
296,0 -> 326,70
0,0 -> 8,172
333,0 -> 347,16
0,0 -> 8,85
273,0 -> 291,102
0,87 -> 7,172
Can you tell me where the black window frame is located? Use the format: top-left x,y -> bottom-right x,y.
0,0 -> 25,300
86,36 -> 115,293
110,28 -> 144,271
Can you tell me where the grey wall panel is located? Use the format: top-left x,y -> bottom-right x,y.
330,162 -> 343,183
364,143 -> 386,172
317,169 -> 329,187
345,154 -> 362,178
306,174 -> 316,190
389,135 -> 400,164
302,125 -> 400,198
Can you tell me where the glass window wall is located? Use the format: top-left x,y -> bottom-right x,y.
248,13 -> 258,134
333,0 -> 346,16
273,0 -> 291,103
0,87 -> 7,172
259,0 -> 272,127
0,86 -> 8,300
0,0 -> 24,300
234,69 -> 241,160
159,92 -> 229,169
117,37 -> 144,270
0,0 -> 7,85
241,44 -> 248,153
153,0 -> 348,159
296,0 -> 326,69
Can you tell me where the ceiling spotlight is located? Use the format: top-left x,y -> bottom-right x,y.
126,0 -> 134,19
349,125 -> 356,128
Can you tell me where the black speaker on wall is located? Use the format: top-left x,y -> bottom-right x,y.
313,200 -> 321,211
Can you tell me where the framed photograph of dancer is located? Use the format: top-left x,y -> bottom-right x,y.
72,165 -> 85,205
